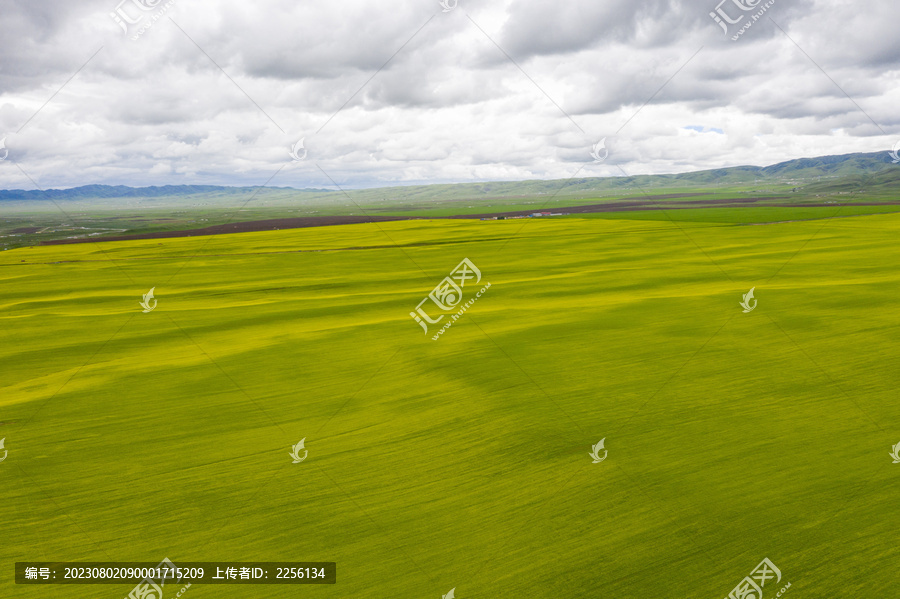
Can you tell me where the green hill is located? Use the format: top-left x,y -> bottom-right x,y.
1,151 -> 896,206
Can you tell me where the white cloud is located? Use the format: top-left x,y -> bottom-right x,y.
0,0 -> 897,190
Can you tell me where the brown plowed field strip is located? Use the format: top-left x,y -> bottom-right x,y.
40,196 -> 900,245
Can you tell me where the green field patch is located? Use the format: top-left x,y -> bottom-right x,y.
2,211 -> 899,597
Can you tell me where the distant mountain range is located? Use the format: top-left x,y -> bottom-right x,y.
1,151 -> 896,201
0,184 -> 332,201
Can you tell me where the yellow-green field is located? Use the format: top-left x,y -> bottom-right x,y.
2,210 -> 899,597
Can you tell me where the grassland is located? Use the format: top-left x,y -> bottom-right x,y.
1,208 -> 899,597
6,187 -> 899,249
4,157 -> 900,248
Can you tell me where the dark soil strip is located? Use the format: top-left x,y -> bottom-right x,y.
40,197 -> 900,245
42,215 -> 418,245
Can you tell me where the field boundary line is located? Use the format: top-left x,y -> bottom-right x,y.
762,19 -> 888,282
315,165 -> 432,277
160,165 -> 288,286
486,43 -> 705,251
12,163 -> 139,288
615,163 -> 736,283
764,204 -> 847,283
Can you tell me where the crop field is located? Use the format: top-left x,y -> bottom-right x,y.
4,174 -> 899,249
2,208 -> 899,597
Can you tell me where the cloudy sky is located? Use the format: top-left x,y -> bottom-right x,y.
0,0 -> 898,190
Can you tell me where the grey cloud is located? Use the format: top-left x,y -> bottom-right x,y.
0,0 -> 896,190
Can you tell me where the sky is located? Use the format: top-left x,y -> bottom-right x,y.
0,0 -> 898,190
